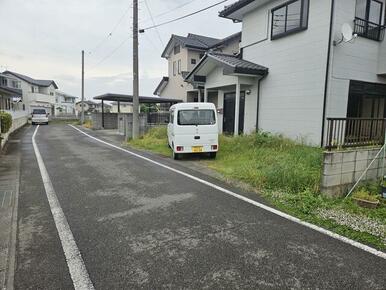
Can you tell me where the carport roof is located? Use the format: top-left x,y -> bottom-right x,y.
94,93 -> 182,104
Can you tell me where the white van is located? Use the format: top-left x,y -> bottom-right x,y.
31,109 -> 49,125
167,103 -> 219,160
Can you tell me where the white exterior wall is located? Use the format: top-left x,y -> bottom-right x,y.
110,103 -> 133,113
326,0 -> 386,118
220,38 -> 241,55
4,75 -> 57,114
55,93 -> 77,116
160,47 -> 195,101
160,39 -> 241,102
241,0 -> 332,144
204,66 -> 259,134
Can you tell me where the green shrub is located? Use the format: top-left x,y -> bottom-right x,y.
0,112 -> 12,133
352,189 -> 379,202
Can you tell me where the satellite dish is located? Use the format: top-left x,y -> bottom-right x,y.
342,23 -> 354,42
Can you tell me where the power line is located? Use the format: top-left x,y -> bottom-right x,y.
143,0 -> 164,46
139,0 -> 199,24
88,5 -> 131,55
140,0 -> 229,32
89,36 -> 132,70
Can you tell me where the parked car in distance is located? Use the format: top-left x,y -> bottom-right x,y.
31,109 -> 49,125
168,102 -> 219,160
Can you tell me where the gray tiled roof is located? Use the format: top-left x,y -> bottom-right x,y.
185,52 -> 268,81
3,71 -> 58,89
187,33 -> 222,47
162,32 -> 241,57
209,52 -> 268,73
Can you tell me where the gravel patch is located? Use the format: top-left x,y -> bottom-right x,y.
317,208 -> 386,245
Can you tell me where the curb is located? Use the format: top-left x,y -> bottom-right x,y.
5,153 -> 19,290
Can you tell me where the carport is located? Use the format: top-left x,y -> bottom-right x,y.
94,93 -> 182,128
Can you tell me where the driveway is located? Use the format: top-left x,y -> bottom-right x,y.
12,124 -> 386,289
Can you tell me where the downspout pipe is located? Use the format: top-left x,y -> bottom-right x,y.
256,73 -> 268,132
321,0 -> 335,147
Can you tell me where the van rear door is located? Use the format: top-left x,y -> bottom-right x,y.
174,108 -> 218,147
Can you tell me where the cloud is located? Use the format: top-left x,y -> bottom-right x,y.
0,0 -> 240,99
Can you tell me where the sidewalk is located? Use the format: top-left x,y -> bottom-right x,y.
0,137 -> 21,290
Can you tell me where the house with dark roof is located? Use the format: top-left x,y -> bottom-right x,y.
75,100 -> 112,114
3,71 -> 58,115
154,32 -> 241,102
0,73 -> 23,112
185,0 -> 386,145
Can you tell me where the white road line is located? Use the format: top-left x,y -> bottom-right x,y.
33,125 -> 94,290
70,124 -> 386,260
8,190 -> 13,207
1,191 -> 7,208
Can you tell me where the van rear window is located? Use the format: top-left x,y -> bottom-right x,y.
32,109 -> 46,114
177,110 -> 216,126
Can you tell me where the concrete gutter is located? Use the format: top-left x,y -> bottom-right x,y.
0,140 -> 21,290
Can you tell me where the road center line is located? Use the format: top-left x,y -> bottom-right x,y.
32,125 -> 94,290
69,124 -> 386,260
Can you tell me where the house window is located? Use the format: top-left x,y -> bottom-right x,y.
191,58 -> 197,65
178,60 -> 181,74
11,80 -> 20,89
1,77 -> 7,87
355,0 -> 384,41
271,0 -> 309,40
174,45 -> 180,55
356,0 -> 383,24
173,61 -> 176,76
31,86 -> 35,93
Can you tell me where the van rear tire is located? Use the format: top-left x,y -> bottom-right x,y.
173,151 -> 181,160
209,152 -> 217,159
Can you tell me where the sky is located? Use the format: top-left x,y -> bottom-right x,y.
0,0 -> 240,100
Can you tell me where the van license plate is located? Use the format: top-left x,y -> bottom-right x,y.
192,146 -> 203,152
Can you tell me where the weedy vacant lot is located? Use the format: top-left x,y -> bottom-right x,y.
128,127 -> 386,249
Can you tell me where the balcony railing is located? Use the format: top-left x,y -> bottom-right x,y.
354,17 -> 385,41
325,118 -> 386,150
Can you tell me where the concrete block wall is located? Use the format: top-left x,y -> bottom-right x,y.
321,148 -> 386,197
91,113 -> 118,130
1,115 -> 28,149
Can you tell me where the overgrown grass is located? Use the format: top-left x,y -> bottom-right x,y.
127,127 -> 386,249
205,133 -> 322,194
128,126 -> 171,156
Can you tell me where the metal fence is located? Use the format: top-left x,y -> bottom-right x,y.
146,112 -> 169,124
325,118 -> 386,150
354,17 -> 385,41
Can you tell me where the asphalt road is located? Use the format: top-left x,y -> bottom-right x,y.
12,124 -> 386,289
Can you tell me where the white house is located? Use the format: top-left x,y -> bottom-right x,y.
55,91 -> 77,116
0,73 -> 28,147
76,100 -> 111,114
3,71 -> 58,115
0,73 -> 23,112
154,32 -> 241,102
185,0 -> 386,146
110,101 -> 133,113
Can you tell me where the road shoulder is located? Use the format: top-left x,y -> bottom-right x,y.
0,138 -> 21,290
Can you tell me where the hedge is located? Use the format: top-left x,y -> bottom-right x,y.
0,112 -> 12,134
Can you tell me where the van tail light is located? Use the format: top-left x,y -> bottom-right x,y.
46,113 -> 49,117
31,114 -> 34,117
211,145 -> 218,150
176,146 -> 184,152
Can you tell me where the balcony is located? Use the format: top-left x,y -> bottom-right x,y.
325,118 -> 386,150
28,92 -> 55,104
354,17 -> 385,41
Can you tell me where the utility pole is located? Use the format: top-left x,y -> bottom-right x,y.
81,50 -> 85,125
132,0 -> 139,139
